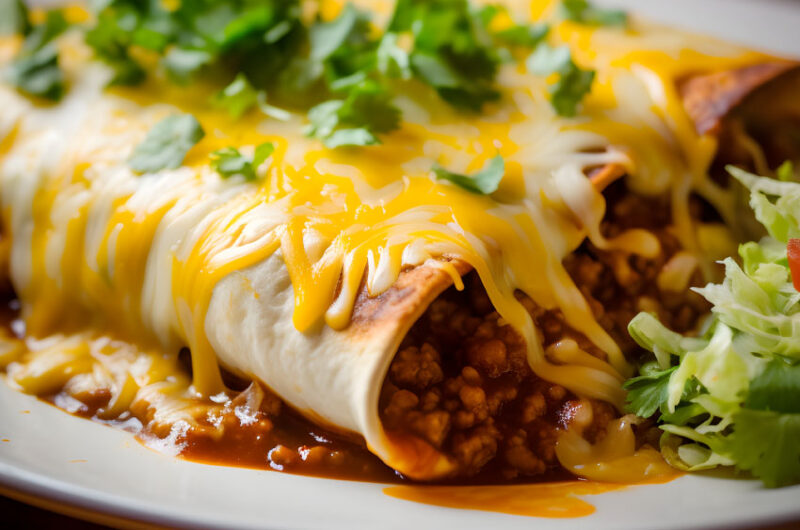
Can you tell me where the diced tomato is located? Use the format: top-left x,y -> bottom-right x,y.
787,239 -> 800,292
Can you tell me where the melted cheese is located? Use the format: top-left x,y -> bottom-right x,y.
0,0 -> 775,479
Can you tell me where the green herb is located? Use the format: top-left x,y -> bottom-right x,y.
527,43 -> 595,117
494,22 -> 549,48
210,142 -> 274,181
19,10 -> 69,54
214,73 -> 259,119
0,0 -> 30,36
14,0 -> 595,144
561,0 -> 628,27
433,154 -> 504,194
162,48 -> 212,84
307,79 -> 400,147
8,44 -> 64,100
376,33 -> 412,80
389,0 -> 501,111
7,10 -> 69,100
129,114 -> 205,173
623,365 -> 677,418
85,0 -> 303,90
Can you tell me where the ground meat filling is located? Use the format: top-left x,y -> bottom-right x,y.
379,185 -> 709,479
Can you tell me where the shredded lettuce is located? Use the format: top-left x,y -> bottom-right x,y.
624,166 -> 800,487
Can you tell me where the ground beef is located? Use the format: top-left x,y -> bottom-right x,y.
379,185 -> 709,479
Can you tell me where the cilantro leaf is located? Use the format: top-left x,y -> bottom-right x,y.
527,43 -> 572,75
390,0 -> 501,111
0,0 -> 30,36
561,0 -> 628,27
19,10 -> 68,55
551,66 -> 595,118
307,80 -> 399,148
309,4 -> 366,62
129,114 -> 205,173
162,48 -> 212,84
253,141 -> 276,168
86,0 -> 302,92
433,155 -> 505,194
377,33 -> 412,80
527,43 -> 594,117
211,147 -> 253,179
84,7 -> 144,86
211,142 -> 275,180
7,9 -> 69,101
730,408 -> 800,487
214,73 -> 259,118
494,22 -> 549,48
623,366 -> 676,418
410,50 -> 498,111
7,44 -> 64,101
324,128 -> 378,149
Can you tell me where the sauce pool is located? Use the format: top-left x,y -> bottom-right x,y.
383,481 -> 626,518
384,472 -> 681,519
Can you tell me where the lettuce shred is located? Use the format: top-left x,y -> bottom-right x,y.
624,166 -> 800,487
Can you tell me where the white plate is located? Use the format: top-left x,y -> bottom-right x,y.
3,1 -> 800,528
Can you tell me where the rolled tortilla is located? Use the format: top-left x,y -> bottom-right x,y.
209,254 -> 471,477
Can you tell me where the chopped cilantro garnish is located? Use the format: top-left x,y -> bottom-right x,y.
561,0 -> 628,27
376,33 -> 412,80
6,0 -> 598,144
0,0 -> 30,36
527,43 -> 595,117
85,0 -> 302,89
389,0 -> 500,111
211,142 -> 275,181
8,44 -> 64,101
129,114 -> 205,173
307,80 -> 400,148
214,73 -> 259,119
494,22 -> 549,48
162,48 -> 213,84
7,10 -> 69,100
433,155 -> 505,194
19,10 -> 69,55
